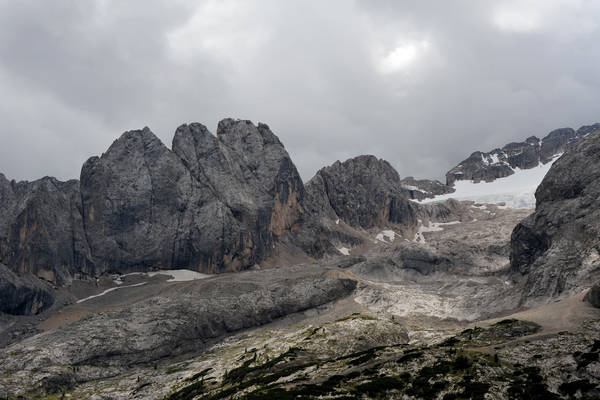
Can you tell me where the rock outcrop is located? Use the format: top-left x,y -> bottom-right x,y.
0,265 -> 357,393
305,155 -> 419,229
399,176 -> 455,200
0,120 -> 311,284
0,263 -> 54,315
171,120 -> 305,264
80,127 -> 200,274
510,130 -> 600,303
446,123 -> 600,186
0,118 -> 470,296
0,175 -> 91,285
586,284 -> 600,308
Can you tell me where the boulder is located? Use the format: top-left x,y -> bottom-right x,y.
585,284 -> 600,308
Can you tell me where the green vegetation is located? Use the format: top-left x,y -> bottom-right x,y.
165,380 -> 205,400
223,346 -> 300,384
184,368 -> 213,383
558,379 -> 597,398
575,351 -> 599,370
443,375 -> 490,400
160,318 -> 591,400
507,366 -> 560,400
335,312 -> 378,322
397,350 -> 423,363
352,375 -> 409,397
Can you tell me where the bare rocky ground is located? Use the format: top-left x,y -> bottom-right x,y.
2,202 -> 600,399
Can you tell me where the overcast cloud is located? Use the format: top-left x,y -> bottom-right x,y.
0,0 -> 599,182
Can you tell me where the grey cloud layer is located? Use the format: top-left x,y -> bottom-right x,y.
0,0 -> 598,182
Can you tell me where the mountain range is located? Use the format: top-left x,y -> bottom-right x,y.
1,119 -> 600,399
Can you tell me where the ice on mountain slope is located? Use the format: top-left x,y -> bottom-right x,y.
146,270 -> 212,282
376,230 -> 397,243
337,247 -> 351,256
413,220 -> 461,243
401,184 -> 426,193
76,282 -> 147,303
416,155 -> 561,208
118,269 -> 212,282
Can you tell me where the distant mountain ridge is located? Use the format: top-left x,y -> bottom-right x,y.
510,129 -> 600,305
445,123 -> 600,186
2,117 -> 599,317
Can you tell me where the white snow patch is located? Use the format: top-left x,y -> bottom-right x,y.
121,272 -> 145,277
335,218 -> 340,225
402,185 -> 426,193
489,153 -> 500,164
413,220 -> 461,243
416,155 -> 561,208
337,247 -> 351,256
146,269 -> 212,282
76,282 -> 147,303
376,230 -> 397,243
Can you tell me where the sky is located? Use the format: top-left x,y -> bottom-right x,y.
0,0 -> 599,183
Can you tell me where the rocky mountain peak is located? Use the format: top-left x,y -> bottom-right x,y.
102,126 -> 167,161
535,130 -> 600,205
171,122 -> 218,178
510,130 -> 600,303
306,155 -> 418,229
217,118 -> 283,150
327,155 -> 401,186
577,122 -> 600,136
445,123 -> 600,186
0,118 -> 318,298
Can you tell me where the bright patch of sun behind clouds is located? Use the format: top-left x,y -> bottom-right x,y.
377,40 -> 429,74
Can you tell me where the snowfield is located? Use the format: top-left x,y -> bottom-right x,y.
376,230 -> 397,243
413,220 -> 461,243
146,269 -> 212,282
415,155 -> 561,208
77,282 -> 147,303
337,247 -> 351,256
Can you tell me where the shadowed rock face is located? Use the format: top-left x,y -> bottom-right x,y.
0,119 -> 453,307
0,263 -> 53,315
80,127 -> 198,273
81,121 -> 306,275
510,129 -> 600,303
0,120 -> 309,288
172,120 -> 305,244
0,175 -> 91,285
445,123 -> 600,186
586,285 -> 600,308
399,176 -> 454,200
306,155 -> 419,229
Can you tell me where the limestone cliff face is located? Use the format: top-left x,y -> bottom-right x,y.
306,155 -> 419,229
80,127 -> 201,273
510,128 -> 600,303
172,120 -> 305,244
0,263 -> 53,315
0,118 -> 437,314
0,119 -> 310,291
0,176 -> 91,285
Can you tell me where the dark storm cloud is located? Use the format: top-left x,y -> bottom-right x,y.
0,0 -> 599,182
